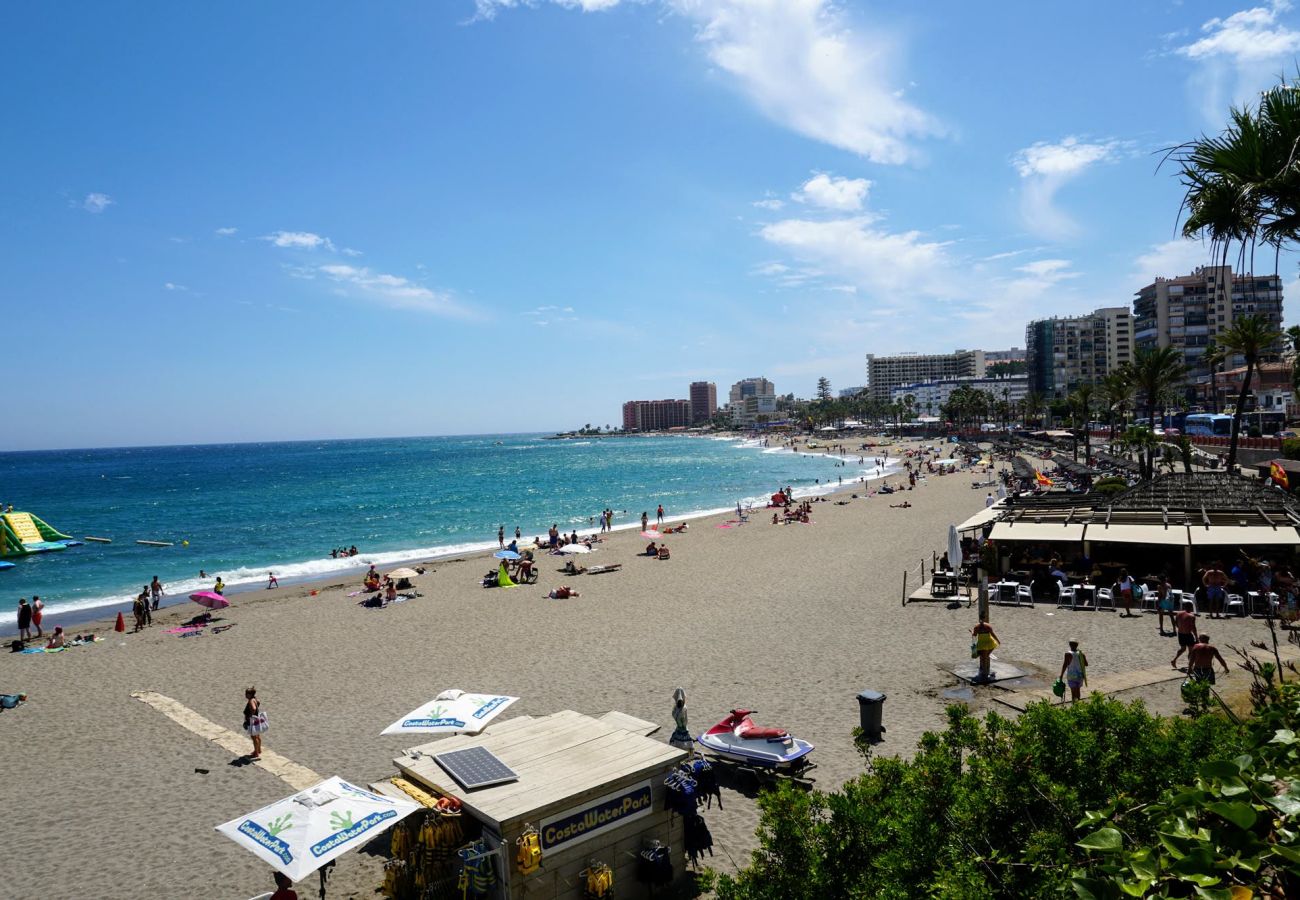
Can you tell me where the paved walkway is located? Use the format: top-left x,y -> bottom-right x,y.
992,645 -> 1300,711
132,690 -> 322,790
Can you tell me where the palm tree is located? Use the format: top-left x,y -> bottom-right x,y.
1022,392 -> 1044,429
1100,370 -> 1134,443
1217,313 -> 1285,471
1068,384 -> 1096,464
1128,347 -> 1188,430
1287,324 -> 1300,398
1202,342 -> 1227,413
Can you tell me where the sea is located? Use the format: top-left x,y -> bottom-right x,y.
0,433 -> 891,632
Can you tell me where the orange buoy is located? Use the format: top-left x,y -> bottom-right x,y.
114,611 -> 126,633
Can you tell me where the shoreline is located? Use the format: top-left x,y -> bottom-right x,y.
6,447 -> 901,639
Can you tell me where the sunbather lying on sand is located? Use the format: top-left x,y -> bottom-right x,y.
587,564 -> 622,574
546,586 -> 580,599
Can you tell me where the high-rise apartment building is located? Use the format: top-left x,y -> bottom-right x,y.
725,377 -> 778,426
1134,265 -> 1284,392
865,350 -> 984,402
621,399 -> 691,432
689,381 -> 717,425
1025,307 -> 1133,399
889,375 -> 1029,412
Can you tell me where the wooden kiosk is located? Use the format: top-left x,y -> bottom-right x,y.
384,709 -> 688,899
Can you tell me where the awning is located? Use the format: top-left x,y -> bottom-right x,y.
989,521 -> 1086,542
1188,525 -> 1300,546
957,504 -> 1003,532
1084,524 -> 1190,546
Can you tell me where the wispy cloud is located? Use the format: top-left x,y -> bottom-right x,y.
263,230 -> 337,251
1177,1 -> 1300,121
83,192 -> 113,213
752,198 -> 785,211
1131,238 -> 1213,282
1012,137 -> 1124,239
163,282 -> 188,292
792,173 -> 871,211
318,264 -> 471,317
215,227 -> 238,236
474,0 -> 939,163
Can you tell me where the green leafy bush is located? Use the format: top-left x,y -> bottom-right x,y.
714,698 -> 1237,899
1094,476 -> 1129,497
1282,437 -> 1300,460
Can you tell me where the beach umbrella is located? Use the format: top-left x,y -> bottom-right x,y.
493,550 -> 520,560
996,484 -> 1008,500
387,567 -> 419,579
640,531 -> 662,539
190,591 -> 230,610
216,776 -> 419,882
380,689 -> 519,736
947,525 -> 963,572
557,543 -> 591,554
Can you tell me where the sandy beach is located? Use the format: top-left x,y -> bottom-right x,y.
0,440 -> 1281,899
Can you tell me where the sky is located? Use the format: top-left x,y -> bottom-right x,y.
5,0 -> 1300,448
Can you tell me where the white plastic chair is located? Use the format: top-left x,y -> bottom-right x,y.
1139,588 -> 1159,613
1095,587 -> 1114,610
1015,584 -> 1034,606
1056,583 -> 1075,609
1225,594 -> 1247,617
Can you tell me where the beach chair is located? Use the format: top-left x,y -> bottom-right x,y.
1095,588 -> 1114,610
1139,588 -> 1159,614
1015,584 -> 1034,607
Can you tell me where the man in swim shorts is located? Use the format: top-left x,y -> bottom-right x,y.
1171,601 -> 1198,669
1203,562 -> 1228,619
1187,633 -> 1229,684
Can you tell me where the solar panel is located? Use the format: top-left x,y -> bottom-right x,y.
433,746 -> 519,790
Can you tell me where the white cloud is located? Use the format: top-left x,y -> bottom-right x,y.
1016,259 -> 1078,279
793,173 -> 871,211
1131,238 -> 1213,282
318,264 -> 469,317
264,231 -> 337,251
752,261 -> 790,276
752,198 -> 785,210
476,0 -> 938,163
163,282 -> 188,292
215,227 -> 238,236
760,215 -> 958,298
83,192 -> 113,213
341,247 -> 363,257
1177,2 -> 1300,121
1012,137 -> 1123,239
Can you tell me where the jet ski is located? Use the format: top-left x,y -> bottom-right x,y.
696,709 -> 814,770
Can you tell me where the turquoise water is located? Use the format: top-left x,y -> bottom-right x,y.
0,434 -> 884,629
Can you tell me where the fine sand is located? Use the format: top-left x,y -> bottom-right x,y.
0,440 -> 1283,899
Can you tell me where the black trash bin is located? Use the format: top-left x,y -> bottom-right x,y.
856,690 -> 886,742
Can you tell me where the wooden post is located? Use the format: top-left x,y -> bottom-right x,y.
978,577 -> 989,622
902,570 -> 908,606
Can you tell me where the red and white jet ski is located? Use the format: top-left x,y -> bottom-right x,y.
696,709 -> 814,770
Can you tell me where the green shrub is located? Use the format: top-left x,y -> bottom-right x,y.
1282,437 -> 1300,460
1093,476 -> 1128,497
714,698 -> 1238,899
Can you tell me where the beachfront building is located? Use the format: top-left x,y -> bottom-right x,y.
888,375 -> 1029,415
727,377 -> 777,426
1134,265 -> 1284,396
865,350 -> 985,402
1025,306 -> 1133,399
689,381 -> 717,425
621,398 -> 691,432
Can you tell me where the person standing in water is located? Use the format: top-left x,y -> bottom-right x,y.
497,526 -> 505,549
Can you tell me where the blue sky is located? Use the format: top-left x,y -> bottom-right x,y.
4,1 -> 1300,448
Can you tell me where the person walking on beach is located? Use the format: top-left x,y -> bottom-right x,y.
1058,640 -> 1088,701
132,591 -> 146,632
1171,601 -> 1199,669
267,572 -> 279,589
150,576 -> 164,610
30,595 -> 44,639
213,576 -> 225,595
656,505 -> 665,527
971,617 -> 999,683
641,511 -> 649,532
243,687 -> 265,759
498,526 -> 505,549
16,597 -> 31,643
1156,573 -> 1175,635
139,585 -> 152,627
1187,634 -> 1230,684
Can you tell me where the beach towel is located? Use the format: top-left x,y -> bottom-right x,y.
498,563 -> 516,589
165,626 -> 203,635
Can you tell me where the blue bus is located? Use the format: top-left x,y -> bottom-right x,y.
1184,413 -> 1232,437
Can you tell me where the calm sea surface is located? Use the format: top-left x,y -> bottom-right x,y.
0,433 -> 883,628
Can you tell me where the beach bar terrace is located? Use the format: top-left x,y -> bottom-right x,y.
979,473 -> 1300,587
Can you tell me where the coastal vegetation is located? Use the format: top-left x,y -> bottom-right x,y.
711,655 -> 1300,898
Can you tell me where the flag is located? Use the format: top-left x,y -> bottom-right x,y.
1035,470 -> 1053,487
1271,462 -> 1290,490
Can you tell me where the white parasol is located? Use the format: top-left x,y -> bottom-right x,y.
557,543 -> 591,554
947,524 -> 963,572
380,689 -> 519,736
215,776 -> 419,881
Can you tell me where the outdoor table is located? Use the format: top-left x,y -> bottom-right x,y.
931,572 -> 957,597
1248,591 -> 1280,617
1075,583 -> 1096,608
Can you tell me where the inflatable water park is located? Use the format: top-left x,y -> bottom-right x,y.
0,510 -> 79,557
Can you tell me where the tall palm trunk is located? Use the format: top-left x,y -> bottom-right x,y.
1228,360 -> 1255,472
